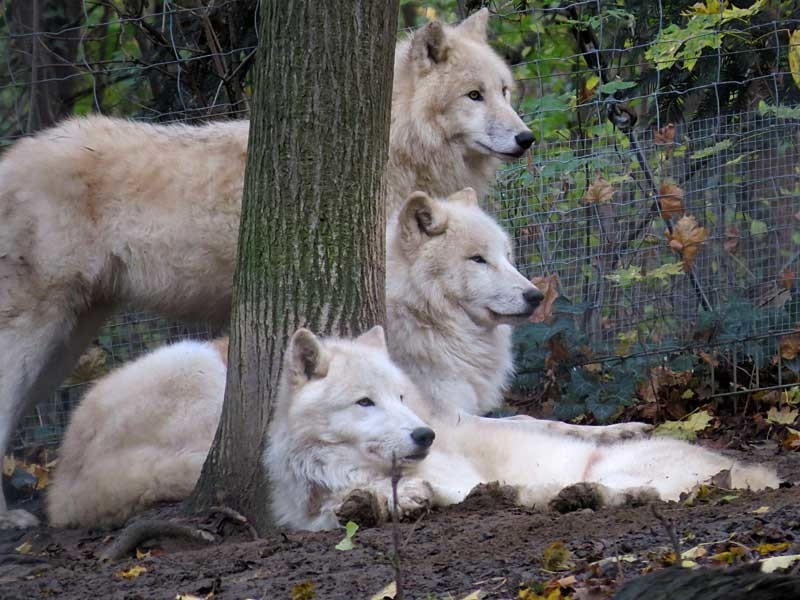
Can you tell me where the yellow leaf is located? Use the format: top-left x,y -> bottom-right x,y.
755,542 -> 790,556
115,565 -> 147,580
790,30 -> 800,90
751,506 -> 770,514
136,548 -> 151,559
542,540 -> 574,571
2,455 -> 14,477
291,582 -> 316,600
766,406 -> 798,426
459,591 -> 485,600
710,545 -> 746,564
15,541 -> 33,554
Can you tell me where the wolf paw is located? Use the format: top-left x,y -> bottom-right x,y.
616,486 -> 660,507
394,479 -> 434,521
0,508 -> 40,529
549,482 -> 605,513
337,489 -> 384,528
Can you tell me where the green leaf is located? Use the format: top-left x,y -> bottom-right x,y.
691,138 -> 733,159
654,409 -> 713,441
598,79 -> 637,94
335,521 -> 359,551
750,219 -> 768,236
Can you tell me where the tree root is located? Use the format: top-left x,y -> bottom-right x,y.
210,505 -> 260,540
100,519 -> 216,562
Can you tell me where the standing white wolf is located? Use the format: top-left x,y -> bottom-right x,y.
47,326 -> 778,531
0,8 -> 532,528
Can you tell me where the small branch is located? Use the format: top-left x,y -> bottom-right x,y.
100,519 -> 216,562
390,454 -> 406,600
210,505 -> 260,541
650,504 -> 682,562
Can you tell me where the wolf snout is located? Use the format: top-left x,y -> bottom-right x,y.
523,287 -> 544,309
515,131 -> 534,150
410,427 -> 436,449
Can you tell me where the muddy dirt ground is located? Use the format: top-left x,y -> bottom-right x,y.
1,445 -> 798,599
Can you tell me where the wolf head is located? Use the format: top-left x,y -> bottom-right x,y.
389,188 -> 543,328
395,9 -> 533,161
271,327 -> 435,474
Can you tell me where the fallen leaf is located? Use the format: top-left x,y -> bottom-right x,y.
136,548 -> 151,560
115,565 -> 147,580
530,274 -> 559,323
666,215 -> 708,271
291,582 -> 316,600
767,405 -> 798,426
65,345 -> 108,385
459,591 -> 485,600
751,506 -> 771,514
335,520 -> 359,551
783,427 -> 800,451
755,542 -> 790,556
654,409 -> 713,441
542,541 -> 574,571
681,545 -> 708,560
658,182 -> 684,219
710,544 -> 746,564
761,553 -> 800,573
15,541 -> 33,554
370,582 -> 396,600
584,177 -> 615,204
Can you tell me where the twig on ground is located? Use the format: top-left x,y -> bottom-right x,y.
99,519 -> 216,562
390,453 -> 406,600
651,504 -> 682,561
210,505 -> 260,540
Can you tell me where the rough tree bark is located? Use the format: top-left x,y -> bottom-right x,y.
189,0 -> 399,533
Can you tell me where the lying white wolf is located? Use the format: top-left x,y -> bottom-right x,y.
47,327 -> 778,530
0,8 -> 533,528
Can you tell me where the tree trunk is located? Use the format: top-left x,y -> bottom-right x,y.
190,0 -> 398,533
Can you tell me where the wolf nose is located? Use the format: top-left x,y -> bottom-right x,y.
515,131 -> 534,150
523,288 -> 544,308
410,427 -> 435,449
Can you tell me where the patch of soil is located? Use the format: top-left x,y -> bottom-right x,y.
1,449 -> 798,600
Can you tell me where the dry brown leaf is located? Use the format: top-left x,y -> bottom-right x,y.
780,332 -> 800,361
781,269 -> 796,290
723,225 -> 740,255
658,182 -> 685,219
584,177 -> 615,204
530,274 -> 560,323
666,215 -> 708,271
65,345 -> 108,385
782,428 -> 800,451
654,123 -> 676,145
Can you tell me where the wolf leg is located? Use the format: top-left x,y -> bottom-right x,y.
502,416 -> 652,442
0,304 -> 112,528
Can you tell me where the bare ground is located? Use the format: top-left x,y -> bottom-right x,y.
1,446 -> 798,600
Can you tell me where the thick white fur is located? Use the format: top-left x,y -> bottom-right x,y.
386,191 -> 650,441
46,339 -> 227,528
47,327 -> 778,531
0,9 -> 532,527
387,9 -> 532,216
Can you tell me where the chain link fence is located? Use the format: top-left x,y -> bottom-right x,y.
3,0 -> 799,450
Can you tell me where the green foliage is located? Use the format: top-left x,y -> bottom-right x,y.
335,521 -> 359,551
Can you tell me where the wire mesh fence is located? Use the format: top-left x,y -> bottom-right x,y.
3,0 -> 799,449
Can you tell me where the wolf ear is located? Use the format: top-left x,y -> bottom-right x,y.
288,328 -> 330,387
458,8 -> 489,41
356,326 -> 388,353
411,20 -> 449,69
447,187 -> 479,207
399,191 -> 449,247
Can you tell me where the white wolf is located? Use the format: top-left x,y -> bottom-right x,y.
0,8 -> 532,528
387,189 -> 649,440
265,328 -> 779,531
47,327 -> 778,530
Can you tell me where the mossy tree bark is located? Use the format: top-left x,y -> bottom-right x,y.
190,0 -> 398,533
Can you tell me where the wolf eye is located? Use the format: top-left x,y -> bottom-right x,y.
467,90 -> 483,101
469,255 -> 487,264
356,397 -> 375,407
